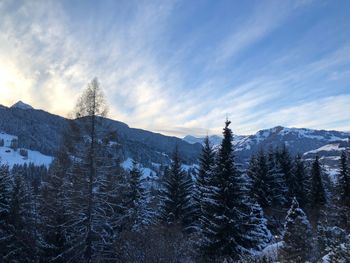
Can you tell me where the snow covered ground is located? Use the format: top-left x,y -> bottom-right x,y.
304,143 -> 345,155
0,132 -> 53,167
121,158 -> 157,179
0,146 -> 53,167
260,241 -> 284,262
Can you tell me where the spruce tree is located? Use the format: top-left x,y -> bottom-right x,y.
338,150 -> 349,207
293,154 -> 308,208
278,145 -> 295,202
248,150 -> 270,208
39,151 -> 70,262
6,171 -> 37,262
310,155 -> 326,223
242,202 -> 272,252
159,146 -> 194,231
194,136 -> 215,228
335,150 -> 350,231
266,147 -> 287,207
0,164 -> 12,259
201,120 -> 255,259
281,198 -> 312,262
127,160 -> 150,230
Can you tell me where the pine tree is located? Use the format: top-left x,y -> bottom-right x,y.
39,150 -> 70,262
243,202 -> 272,252
278,145 -> 296,202
335,150 -> 350,231
0,164 -> 12,259
159,146 -> 194,231
248,150 -> 270,208
194,136 -> 215,228
310,155 -> 326,223
293,154 -> 308,208
266,147 -> 287,208
338,150 -> 349,207
200,120 -> 255,259
280,198 -> 312,262
126,160 -> 150,230
6,171 -> 38,261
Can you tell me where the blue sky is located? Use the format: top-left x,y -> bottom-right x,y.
0,0 -> 349,136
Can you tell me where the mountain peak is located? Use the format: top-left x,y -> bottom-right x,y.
11,101 -> 34,110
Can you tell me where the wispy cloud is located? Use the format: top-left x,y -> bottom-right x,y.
0,0 -> 349,137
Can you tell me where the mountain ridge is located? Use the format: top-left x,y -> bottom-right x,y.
1,102 -> 349,176
0,103 -> 202,167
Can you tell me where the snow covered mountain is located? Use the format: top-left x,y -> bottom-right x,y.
1,101 -> 349,175
0,102 -> 202,170
184,126 -> 350,171
11,100 -> 34,110
183,135 -> 223,146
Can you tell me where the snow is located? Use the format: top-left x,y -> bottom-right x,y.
181,163 -> 198,172
0,146 -> 53,167
121,158 -> 157,179
11,100 -> 34,110
0,132 -> 53,167
304,143 -> 345,155
324,166 -> 339,183
121,157 -> 134,170
183,135 -> 223,146
322,254 -> 331,263
0,132 -> 18,147
260,241 -> 284,262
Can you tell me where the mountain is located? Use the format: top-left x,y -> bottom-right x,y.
0,103 -> 202,170
11,100 -> 34,110
184,126 -> 350,174
183,135 -> 223,146
1,101 -> 349,177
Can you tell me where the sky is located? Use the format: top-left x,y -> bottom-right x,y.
0,0 -> 350,137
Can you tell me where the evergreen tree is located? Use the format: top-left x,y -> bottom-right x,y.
293,154 -> 308,208
338,150 -> 350,206
325,234 -> 350,262
0,164 -> 12,259
278,145 -> 296,202
39,150 -> 70,262
159,146 -> 194,231
6,171 -> 38,262
266,147 -> 287,207
310,155 -> 326,222
243,202 -> 272,252
126,160 -> 151,231
280,198 -> 312,262
194,136 -> 215,228
248,150 -> 270,208
200,120 -> 259,259
334,150 -> 350,231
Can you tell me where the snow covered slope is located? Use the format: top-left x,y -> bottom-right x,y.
0,132 -> 53,167
183,134 -> 246,148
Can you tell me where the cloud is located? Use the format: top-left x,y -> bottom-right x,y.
213,0 -> 293,65
0,0 -> 349,137
262,94 -> 350,131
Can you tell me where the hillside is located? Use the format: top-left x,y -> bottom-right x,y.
0,102 -> 202,168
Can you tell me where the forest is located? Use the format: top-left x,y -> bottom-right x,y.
0,79 -> 349,263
